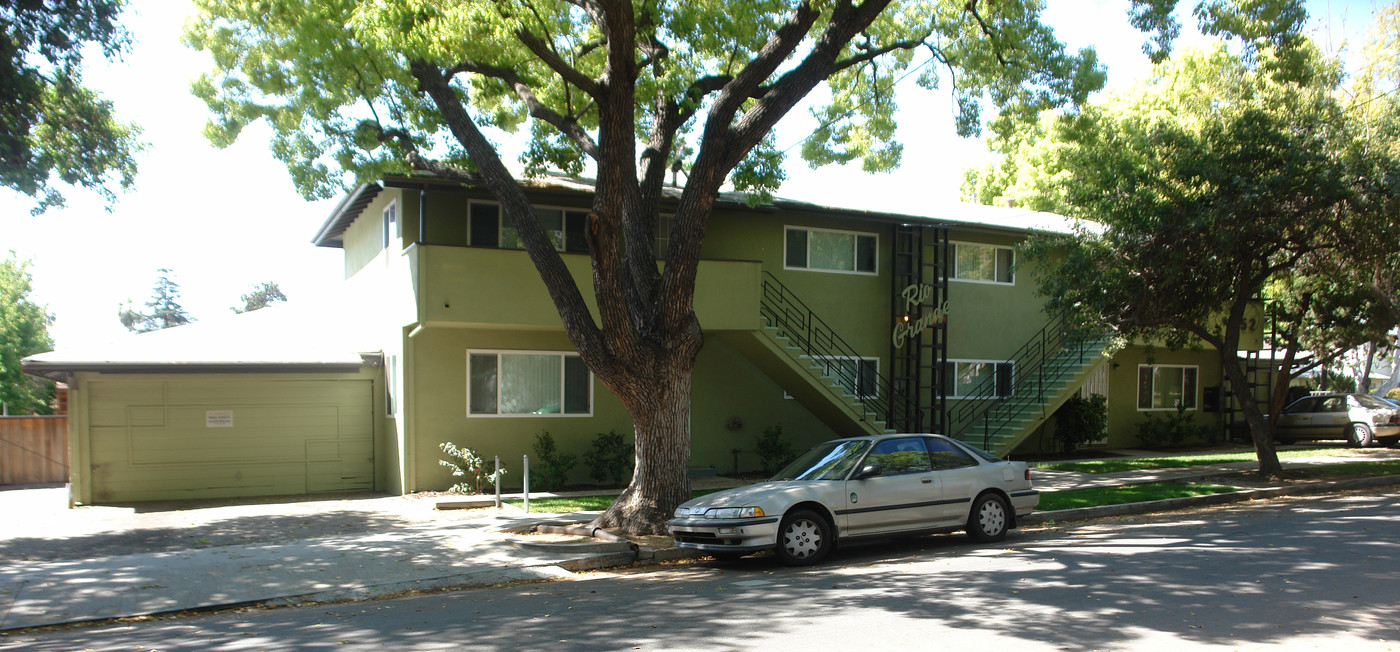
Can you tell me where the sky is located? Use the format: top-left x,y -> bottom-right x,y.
0,0 -> 1384,351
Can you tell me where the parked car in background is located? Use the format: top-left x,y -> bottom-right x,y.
666,434 -> 1039,566
1271,393 -> 1400,447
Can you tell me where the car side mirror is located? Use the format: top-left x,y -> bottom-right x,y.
855,463 -> 882,480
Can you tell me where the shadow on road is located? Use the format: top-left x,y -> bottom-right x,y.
86,491 -> 1391,650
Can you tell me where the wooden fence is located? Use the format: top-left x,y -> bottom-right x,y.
0,416 -> 68,485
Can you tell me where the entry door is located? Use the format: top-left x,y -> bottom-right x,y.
842,437 -> 941,537
1276,397 -> 1319,438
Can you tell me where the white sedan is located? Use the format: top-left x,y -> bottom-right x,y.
667,434 -> 1039,566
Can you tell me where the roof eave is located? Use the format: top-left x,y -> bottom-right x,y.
311,183 -> 383,248
23,360 -> 373,382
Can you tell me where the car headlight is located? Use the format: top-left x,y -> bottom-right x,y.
705,506 -> 765,519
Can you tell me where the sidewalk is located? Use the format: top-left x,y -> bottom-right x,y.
1,448 -> 1397,632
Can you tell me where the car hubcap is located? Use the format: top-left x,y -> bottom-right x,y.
979,500 -> 1006,536
784,519 -> 822,558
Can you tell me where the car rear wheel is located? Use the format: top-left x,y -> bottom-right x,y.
1348,423 -> 1374,448
968,493 -> 1010,543
776,509 -> 832,566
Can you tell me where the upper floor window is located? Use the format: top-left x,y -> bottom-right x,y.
467,350 -> 592,416
382,200 -> 398,250
953,242 -> 1014,284
1138,365 -> 1197,411
952,359 -> 1014,399
469,202 -> 590,254
785,226 -> 877,275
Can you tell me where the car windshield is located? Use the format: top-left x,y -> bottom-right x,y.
771,440 -> 872,481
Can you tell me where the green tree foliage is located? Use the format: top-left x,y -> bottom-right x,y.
185,0 -> 1210,532
976,43 -> 1400,475
232,281 -> 287,314
118,268 -> 195,333
0,254 -> 55,414
1,0 -> 142,214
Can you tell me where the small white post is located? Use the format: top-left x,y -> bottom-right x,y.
494,454 -> 502,509
522,454 -> 530,513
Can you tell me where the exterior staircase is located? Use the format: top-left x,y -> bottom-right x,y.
720,272 -> 913,437
950,314 -> 1112,456
727,272 -> 1110,452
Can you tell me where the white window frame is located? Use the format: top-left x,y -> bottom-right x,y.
1137,364 -> 1199,411
951,241 -> 1015,285
466,350 -> 594,418
784,226 -> 878,275
385,354 -> 398,417
468,200 -> 594,253
382,199 -> 398,250
950,359 -> 1015,399
803,355 -> 879,400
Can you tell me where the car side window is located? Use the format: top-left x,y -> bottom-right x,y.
1287,398 -> 1317,413
925,438 -> 978,470
865,438 -> 932,476
1320,397 -> 1347,412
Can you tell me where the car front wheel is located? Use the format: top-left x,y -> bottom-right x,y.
968,493 -> 1010,543
776,509 -> 832,566
1348,423 -> 1375,448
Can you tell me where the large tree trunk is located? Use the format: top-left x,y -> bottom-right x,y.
1219,349 -> 1284,477
589,354 -> 696,534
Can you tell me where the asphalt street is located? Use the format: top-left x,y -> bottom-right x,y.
4,489 -> 1397,651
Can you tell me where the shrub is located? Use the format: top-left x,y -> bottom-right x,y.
1055,394 -> 1108,453
530,430 -> 577,491
755,423 -> 796,475
583,429 -> 634,486
439,442 -> 506,494
1137,406 -> 1215,448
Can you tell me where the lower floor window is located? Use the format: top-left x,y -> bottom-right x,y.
952,360 -> 1013,399
468,351 -> 592,416
818,356 -> 878,400
1137,365 -> 1197,410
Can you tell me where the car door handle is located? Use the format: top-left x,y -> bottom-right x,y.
921,477 -> 933,484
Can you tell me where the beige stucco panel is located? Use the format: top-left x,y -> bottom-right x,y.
74,371 -> 377,504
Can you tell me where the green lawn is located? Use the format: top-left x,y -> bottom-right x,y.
1314,459 -> 1400,476
1036,482 -> 1239,511
504,488 -> 723,513
504,495 -> 616,512
1037,447 -> 1357,474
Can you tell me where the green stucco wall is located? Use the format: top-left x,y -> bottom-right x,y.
404,325 -> 839,492
332,182 -> 1235,488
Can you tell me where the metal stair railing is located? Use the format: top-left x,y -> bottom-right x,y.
949,309 -> 1105,450
759,271 -> 915,431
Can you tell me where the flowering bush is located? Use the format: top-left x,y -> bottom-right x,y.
439,442 -> 506,494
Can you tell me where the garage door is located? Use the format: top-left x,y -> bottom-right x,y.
86,377 -> 373,502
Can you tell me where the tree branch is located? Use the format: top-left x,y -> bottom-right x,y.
444,60 -> 601,159
410,61 -> 610,366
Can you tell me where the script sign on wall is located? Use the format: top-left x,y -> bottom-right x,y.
892,283 -> 948,348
